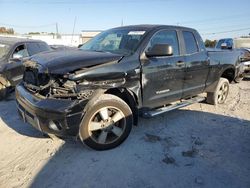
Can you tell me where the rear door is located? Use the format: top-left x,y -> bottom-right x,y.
181,30 -> 209,98
141,29 -> 186,108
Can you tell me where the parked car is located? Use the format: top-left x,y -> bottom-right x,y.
16,25 -> 242,150
215,37 -> 250,80
0,37 -> 51,99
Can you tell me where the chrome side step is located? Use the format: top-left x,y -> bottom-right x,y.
143,96 -> 205,118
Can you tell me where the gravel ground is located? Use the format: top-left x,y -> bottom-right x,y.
0,79 -> 249,188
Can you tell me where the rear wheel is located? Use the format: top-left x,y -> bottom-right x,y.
207,78 -> 229,105
79,94 -> 133,150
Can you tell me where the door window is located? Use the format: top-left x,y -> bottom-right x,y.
26,42 -> 51,56
27,43 -> 40,55
183,31 -> 198,54
38,42 -> 51,52
148,30 -> 180,56
12,44 -> 29,58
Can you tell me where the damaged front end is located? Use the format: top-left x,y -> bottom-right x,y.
16,58 -> 131,137
22,63 -> 95,101
22,59 -> 127,100
16,61 -> 97,136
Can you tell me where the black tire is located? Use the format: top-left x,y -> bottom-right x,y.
207,78 -> 229,105
0,83 -> 7,100
234,75 -> 244,83
79,94 -> 133,150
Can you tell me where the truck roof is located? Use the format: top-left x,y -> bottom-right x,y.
0,36 -> 44,45
111,24 -> 197,32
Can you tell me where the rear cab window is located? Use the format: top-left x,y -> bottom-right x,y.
182,31 -> 199,54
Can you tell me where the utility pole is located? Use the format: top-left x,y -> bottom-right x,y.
56,22 -> 59,39
121,19 -> 123,26
71,16 -> 77,45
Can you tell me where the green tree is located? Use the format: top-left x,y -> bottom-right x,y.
205,39 -> 217,48
0,27 -> 14,34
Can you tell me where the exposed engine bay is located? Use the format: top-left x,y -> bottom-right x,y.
23,67 -> 94,100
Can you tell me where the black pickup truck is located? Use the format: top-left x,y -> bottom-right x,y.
0,37 -> 51,99
16,25 -> 242,150
215,38 -> 250,78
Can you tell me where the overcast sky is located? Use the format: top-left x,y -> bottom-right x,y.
0,0 -> 250,40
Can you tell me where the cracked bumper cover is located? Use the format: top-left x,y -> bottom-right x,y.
16,83 -> 87,136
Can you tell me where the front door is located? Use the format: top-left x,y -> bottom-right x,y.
141,29 -> 186,108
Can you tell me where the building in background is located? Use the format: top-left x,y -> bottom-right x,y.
81,30 -> 101,44
0,30 -> 101,47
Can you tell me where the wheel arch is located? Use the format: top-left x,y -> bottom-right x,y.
105,88 -> 139,125
0,74 -> 11,87
220,66 -> 235,83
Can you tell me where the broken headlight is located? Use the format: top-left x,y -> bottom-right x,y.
77,78 -> 126,88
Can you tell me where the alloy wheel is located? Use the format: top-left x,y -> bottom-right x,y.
217,82 -> 229,103
87,106 -> 126,145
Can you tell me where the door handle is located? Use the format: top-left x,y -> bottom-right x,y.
176,61 -> 185,66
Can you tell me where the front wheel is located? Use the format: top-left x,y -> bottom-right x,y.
207,78 -> 229,105
234,75 -> 244,83
79,94 -> 133,150
0,83 -> 7,100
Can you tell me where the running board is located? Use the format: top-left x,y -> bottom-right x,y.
143,96 -> 205,118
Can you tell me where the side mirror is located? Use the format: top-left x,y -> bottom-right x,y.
221,43 -> 232,50
146,44 -> 173,57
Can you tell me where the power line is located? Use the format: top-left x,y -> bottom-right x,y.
0,22 -> 56,28
0,0 -> 171,4
178,13 -> 249,25
202,27 -> 250,35
197,23 -> 250,32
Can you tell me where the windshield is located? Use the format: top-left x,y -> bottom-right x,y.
0,43 -> 10,59
80,28 -> 147,55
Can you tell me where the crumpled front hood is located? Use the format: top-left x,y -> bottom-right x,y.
27,49 -> 123,74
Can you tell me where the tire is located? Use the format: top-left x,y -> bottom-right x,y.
0,83 -> 7,100
79,94 -> 133,150
234,75 -> 244,83
207,78 -> 229,105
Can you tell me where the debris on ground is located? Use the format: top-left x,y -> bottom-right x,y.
194,137 -> 204,146
144,133 -> 162,143
182,147 -> 199,157
195,176 -> 204,185
162,154 -> 176,165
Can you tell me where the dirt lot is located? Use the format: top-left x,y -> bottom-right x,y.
0,80 -> 249,188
